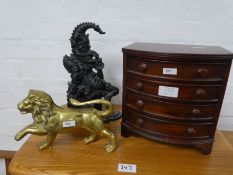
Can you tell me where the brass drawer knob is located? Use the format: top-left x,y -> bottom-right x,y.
192,108 -> 201,116
135,100 -> 144,109
197,68 -> 209,78
134,82 -> 144,90
136,118 -> 144,127
187,128 -> 196,135
195,89 -> 206,99
137,63 -> 148,72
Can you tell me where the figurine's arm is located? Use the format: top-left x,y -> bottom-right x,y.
90,50 -> 104,79
94,58 -> 104,70
63,55 -> 77,73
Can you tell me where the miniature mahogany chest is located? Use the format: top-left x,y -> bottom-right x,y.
121,42 -> 233,154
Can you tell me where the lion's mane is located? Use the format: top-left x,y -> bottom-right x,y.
25,90 -> 53,123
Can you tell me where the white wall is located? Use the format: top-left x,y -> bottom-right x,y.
1,0 -> 233,174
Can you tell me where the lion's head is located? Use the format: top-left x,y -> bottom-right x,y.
17,90 -> 53,123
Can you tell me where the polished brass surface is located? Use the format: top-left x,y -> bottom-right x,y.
15,90 -> 117,152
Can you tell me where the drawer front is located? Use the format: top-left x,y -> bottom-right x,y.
123,110 -> 213,139
125,92 -> 216,121
126,75 -> 221,102
127,57 -> 225,82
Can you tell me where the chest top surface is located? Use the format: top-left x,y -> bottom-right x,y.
123,42 -> 233,59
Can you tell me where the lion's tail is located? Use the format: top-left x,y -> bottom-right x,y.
69,98 -> 114,117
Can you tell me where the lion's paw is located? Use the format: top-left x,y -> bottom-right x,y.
39,141 -> 51,150
15,135 -> 21,141
83,135 -> 96,144
15,132 -> 24,141
104,144 -> 115,153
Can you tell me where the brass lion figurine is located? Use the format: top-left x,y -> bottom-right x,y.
15,90 -> 117,152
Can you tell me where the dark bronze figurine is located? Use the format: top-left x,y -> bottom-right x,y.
63,22 -> 119,106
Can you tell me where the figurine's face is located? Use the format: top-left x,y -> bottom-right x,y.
78,45 -> 90,53
72,34 -> 91,55
73,45 -> 90,55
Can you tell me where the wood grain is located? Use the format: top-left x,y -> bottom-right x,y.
8,105 -> 233,175
221,131 -> 233,147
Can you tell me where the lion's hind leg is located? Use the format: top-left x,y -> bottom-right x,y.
83,134 -> 97,144
100,129 -> 116,153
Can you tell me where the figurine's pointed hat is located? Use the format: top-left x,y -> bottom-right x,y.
70,22 -> 105,48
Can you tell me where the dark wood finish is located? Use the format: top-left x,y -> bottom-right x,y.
124,110 -> 213,139
126,92 -> 216,122
123,42 -> 232,56
121,42 -> 233,154
127,57 -> 226,83
126,75 -> 221,102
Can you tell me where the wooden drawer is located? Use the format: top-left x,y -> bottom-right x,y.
123,110 -> 213,139
125,92 -> 216,121
127,57 -> 225,82
126,75 -> 221,102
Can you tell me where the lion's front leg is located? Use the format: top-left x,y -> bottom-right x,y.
39,132 -> 57,150
15,124 -> 47,141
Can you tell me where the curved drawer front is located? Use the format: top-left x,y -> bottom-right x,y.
126,75 -> 221,102
123,110 -> 213,139
125,92 -> 216,120
127,57 -> 225,82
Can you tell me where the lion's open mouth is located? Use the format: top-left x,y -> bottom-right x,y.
20,111 -> 28,115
